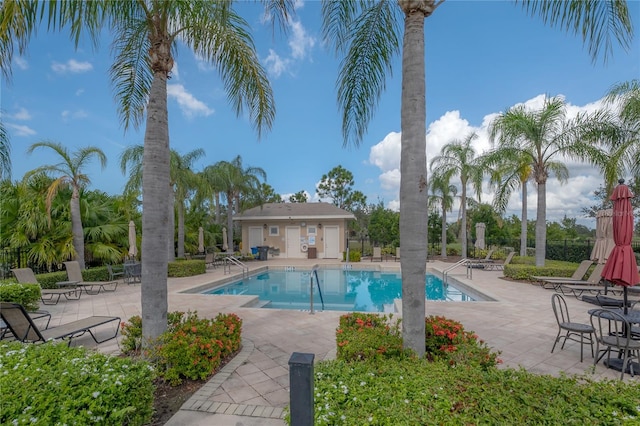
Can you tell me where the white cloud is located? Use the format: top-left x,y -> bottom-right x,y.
369,94 -> 611,226
61,109 -> 88,121
75,89 -> 85,96
51,59 -> 93,74
167,83 -> 214,118
264,49 -> 290,78
6,123 -> 36,137
171,62 -> 180,80
15,57 -> 28,70
11,107 -> 31,121
288,20 -> 315,60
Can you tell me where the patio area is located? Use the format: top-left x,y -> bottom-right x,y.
32,257 -> 638,425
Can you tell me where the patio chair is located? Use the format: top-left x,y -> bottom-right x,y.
539,263 -> 604,291
11,268 -> 81,305
107,264 -> 125,281
466,249 -> 495,268
533,260 -> 593,288
371,247 -> 383,262
551,294 -> 594,362
1,310 -> 51,340
0,302 -> 120,346
123,261 -> 141,284
590,309 -> 640,380
63,261 -> 118,294
484,251 -> 515,271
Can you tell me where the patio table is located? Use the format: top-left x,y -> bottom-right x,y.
588,308 -> 640,374
123,262 -> 142,284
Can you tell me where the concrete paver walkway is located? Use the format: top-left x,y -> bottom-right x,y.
36,257 -> 638,425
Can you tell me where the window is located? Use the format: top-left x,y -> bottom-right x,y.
269,226 -> 279,236
307,226 -> 316,235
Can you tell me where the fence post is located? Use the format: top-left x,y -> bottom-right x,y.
288,352 -> 315,426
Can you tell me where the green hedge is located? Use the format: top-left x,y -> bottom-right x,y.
168,260 -> 206,277
0,281 -> 41,311
504,259 -> 596,281
0,341 -> 154,425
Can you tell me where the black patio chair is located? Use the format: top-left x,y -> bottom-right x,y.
551,293 -> 594,362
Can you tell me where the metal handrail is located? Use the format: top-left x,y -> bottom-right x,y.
443,258 -> 472,286
223,255 -> 249,277
309,266 -> 325,314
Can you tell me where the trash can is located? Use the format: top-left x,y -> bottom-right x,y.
250,247 -> 258,257
307,247 -> 317,259
257,246 -> 269,261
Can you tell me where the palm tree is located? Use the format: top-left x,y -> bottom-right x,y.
206,155 -> 267,251
0,1 -> 293,342
428,174 -> 457,258
24,141 -> 106,269
481,150 -> 534,257
0,117 -> 10,180
430,132 -> 484,259
602,79 -> 640,183
488,96 -> 612,267
172,149 -> 205,259
321,0 -> 632,356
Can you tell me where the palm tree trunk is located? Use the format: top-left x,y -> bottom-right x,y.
215,192 -> 221,224
520,181 -> 528,257
440,202 -> 447,258
141,71 -> 171,343
461,181 -> 467,258
227,193 -> 234,251
399,9 -> 427,357
177,200 -> 185,258
535,181 -> 546,267
70,187 -> 85,269
167,187 -> 175,262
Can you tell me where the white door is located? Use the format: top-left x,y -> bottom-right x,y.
286,226 -> 304,258
324,226 -> 340,259
248,227 -> 263,251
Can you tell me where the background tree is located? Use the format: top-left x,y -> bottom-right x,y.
25,141 -> 106,269
368,202 -> 399,248
289,191 -> 308,203
430,132 -> 484,259
243,183 -> 283,205
488,96 -> 610,266
171,149 -> 205,259
0,118 -> 10,180
428,173 -> 457,258
317,165 -> 367,211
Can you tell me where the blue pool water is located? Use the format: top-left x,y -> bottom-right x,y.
203,269 -> 474,312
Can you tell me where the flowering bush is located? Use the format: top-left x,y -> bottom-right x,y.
425,315 -> 500,370
336,313 -> 407,361
120,311 -> 242,385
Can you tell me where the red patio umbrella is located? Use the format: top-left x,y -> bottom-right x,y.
601,179 -> 640,314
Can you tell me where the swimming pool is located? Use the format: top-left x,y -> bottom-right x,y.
202,268 -> 475,312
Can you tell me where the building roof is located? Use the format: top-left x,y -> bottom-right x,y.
233,202 -> 356,221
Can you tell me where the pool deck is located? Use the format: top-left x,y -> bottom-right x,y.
33,257 -> 638,425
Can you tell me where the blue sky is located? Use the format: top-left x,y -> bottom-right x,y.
2,1 -> 639,229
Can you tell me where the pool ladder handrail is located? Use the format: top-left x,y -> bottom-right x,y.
223,255 -> 249,277
443,257 -> 472,286
309,266 -> 325,314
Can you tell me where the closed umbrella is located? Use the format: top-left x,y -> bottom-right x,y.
590,209 -> 614,264
198,227 -> 205,254
474,223 -> 486,250
222,227 -> 229,252
601,180 -> 640,314
128,221 -> 137,259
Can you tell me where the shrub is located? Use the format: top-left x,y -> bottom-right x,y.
424,315 -> 500,370
168,260 -> 206,277
0,341 -> 154,425
342,251 -> 361,262
336,313 -> 406,361
0,281 -> 41,311
446,247 -> 459,256
122,311 -> 243,385
309,358 -> 640,425
504,259 -> 594,281
36,271 -> 69,289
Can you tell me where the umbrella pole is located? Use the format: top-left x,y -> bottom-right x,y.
623,288 -> 628,315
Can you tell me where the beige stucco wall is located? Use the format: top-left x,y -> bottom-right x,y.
239,219 -> 349,259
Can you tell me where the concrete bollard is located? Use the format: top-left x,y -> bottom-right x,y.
288,352 -> 315,426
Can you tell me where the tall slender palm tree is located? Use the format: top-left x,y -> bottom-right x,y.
24,141 -> 107,269
481,150 -> 534,257
428,173 -> 456,259
0,117 -> 10,180
0,1 -> 293,342
430,132 -> 484,259
207,155 -> 267,251
321,0 -> 632,355
488,96 -> 611,267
